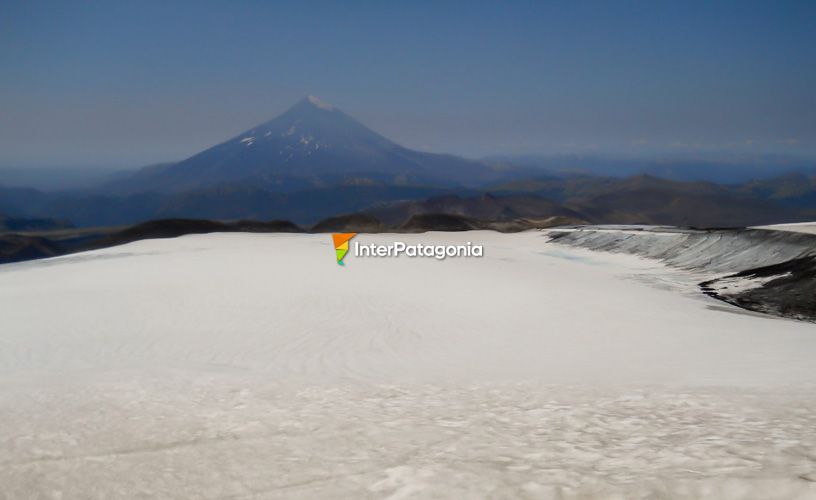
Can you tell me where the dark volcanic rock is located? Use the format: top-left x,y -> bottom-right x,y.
368,193 -> 587,226
94,218 -> 303,248
549,225 -> 816,322
0,217 -> 306,266
231,220 -> 303,233
701,256 -> 816,322
482,215 -> 587,233
494,174 -> 802,228
399,214 -> 481,232
96,219 -> 230,246
311,214 -> 386,233
0,235 -> 64,264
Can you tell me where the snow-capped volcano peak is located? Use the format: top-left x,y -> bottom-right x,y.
306,95 -> 334,110
114,96 -> 496,193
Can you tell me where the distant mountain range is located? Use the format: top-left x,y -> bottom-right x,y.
493,172 -> 816,222
484,154 -> 816,184
330,174 -> 813,228
2,97 -> 816,229
365,193 -> 585,226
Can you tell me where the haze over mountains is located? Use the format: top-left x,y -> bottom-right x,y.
486,154 -> 816,184
2,96 -> 816,230
109,96 -> 503,194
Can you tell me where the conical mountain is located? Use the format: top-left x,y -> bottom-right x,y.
115,96 -> 497,193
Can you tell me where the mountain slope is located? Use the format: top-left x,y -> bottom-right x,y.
366,193 -> 587,225
494,175 -> 800,227
112,96 -> 500,194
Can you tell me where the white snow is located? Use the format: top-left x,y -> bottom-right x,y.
753,221 -> 816,235
550,226 -> 815,274
307,95 -> 335,110
707,272 -> 792,295
1,231 -> 815,499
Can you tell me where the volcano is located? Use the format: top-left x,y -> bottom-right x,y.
114,96 -> 498,194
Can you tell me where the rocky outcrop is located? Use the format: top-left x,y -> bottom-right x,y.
548,226 -> 816,321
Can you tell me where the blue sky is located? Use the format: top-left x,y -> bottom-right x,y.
1,0 -> 814,166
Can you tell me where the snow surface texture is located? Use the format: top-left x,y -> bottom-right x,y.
754,222 -> 816,235
548,225 -> 816,275
547,225 -> 816,322
1,231 -> 815,499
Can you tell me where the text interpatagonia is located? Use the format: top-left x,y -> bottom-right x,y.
354,241 -> 483,260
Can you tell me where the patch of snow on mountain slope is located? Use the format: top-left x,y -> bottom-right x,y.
307,95 -> 335,110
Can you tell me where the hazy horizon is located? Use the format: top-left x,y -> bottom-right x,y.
1,1 -> 815,167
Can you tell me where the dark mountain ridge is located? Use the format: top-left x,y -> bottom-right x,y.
491,174 -> 808,227
5,172 -> 816,228
486,154 -> 816,184
366,193 -> 586,226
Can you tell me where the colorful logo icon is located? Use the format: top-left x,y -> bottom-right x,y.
332,233 -> 357,266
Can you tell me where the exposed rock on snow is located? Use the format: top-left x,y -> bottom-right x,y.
548,225 -> 816,321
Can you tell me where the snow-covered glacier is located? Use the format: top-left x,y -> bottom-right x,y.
1,231 -> 815,499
